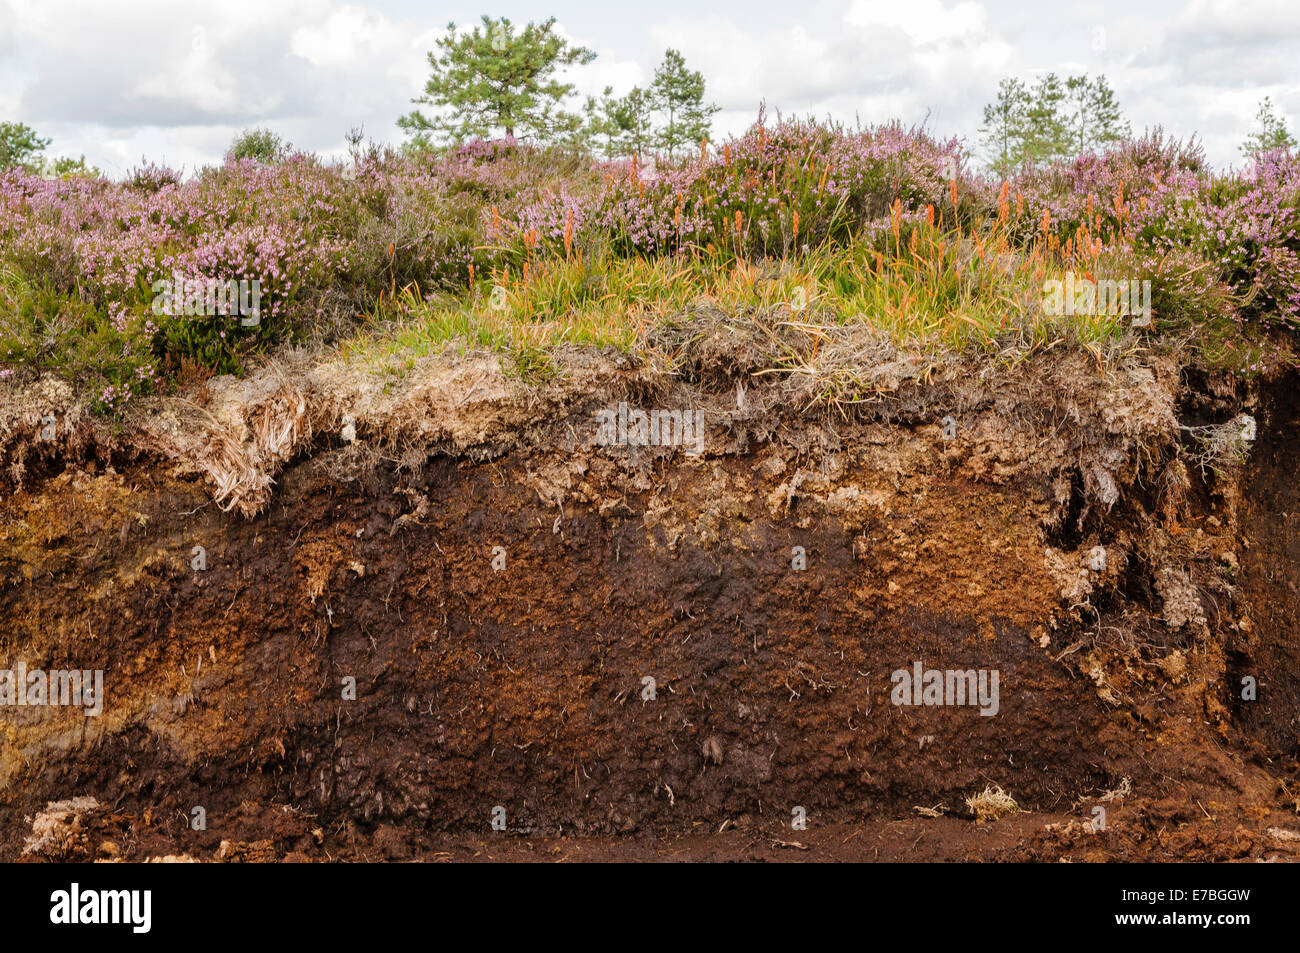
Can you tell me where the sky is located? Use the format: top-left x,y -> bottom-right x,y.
0,0 -> 1297,176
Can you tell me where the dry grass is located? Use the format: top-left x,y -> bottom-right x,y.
341,221 -> 1152,407
132,372 -> 312,518
914,804 -> 950,818
966,784 -> 1019,822
195,385 -> 309,516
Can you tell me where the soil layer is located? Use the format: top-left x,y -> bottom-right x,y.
2,353 -> 1298,861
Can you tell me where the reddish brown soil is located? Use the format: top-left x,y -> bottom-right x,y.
2,358 -> 1298,862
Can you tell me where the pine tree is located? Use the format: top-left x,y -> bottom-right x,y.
1024,73 -> 1070,165
0,121 -> 50,172
582,87 -> 622,158
615,87 -> 657,156
649,49 -> 719,159
1240,97 -> 1297,160
1064,75 -> 1130,155
398,16 -> 595,145
979,78 -> 1030,177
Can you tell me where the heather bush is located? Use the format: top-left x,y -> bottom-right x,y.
1195,150 -> 1300,326
1,113 -> 1297,400
0,272 -> 158,410
534,116 -> 978,262
127,161 -> 184,193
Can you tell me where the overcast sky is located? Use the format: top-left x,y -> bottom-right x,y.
1,0 -> 1296,176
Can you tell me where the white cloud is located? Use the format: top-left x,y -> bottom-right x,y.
0,0 -> 1296,172
844,0 -> 989,45
292,7 -> 395,68
1172,0 -> 1300,42
646,3 -> 1012,145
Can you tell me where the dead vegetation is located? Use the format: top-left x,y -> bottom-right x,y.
1,320 -> 1190,523
966,785 -> 1020,822
1181,413 -> 1257,475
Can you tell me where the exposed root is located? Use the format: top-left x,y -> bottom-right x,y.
966,784 -> 1019,822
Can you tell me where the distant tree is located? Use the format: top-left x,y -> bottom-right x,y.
615,87 -> 657,156
981,72 -> 1130,173
0,121 -> 50,172
536,95 -> 587,150
1064,75 -> 1130,155
1024,73 -> 1070,165
1241,96 -> 1297,160
580,85 -> 657,157
649,49 -> 719,159
398,15 -> 595,145
582,87 -> 622,157
47,155 -> 100,178
226,127 -> 288,163
980,78 -> 1030,176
